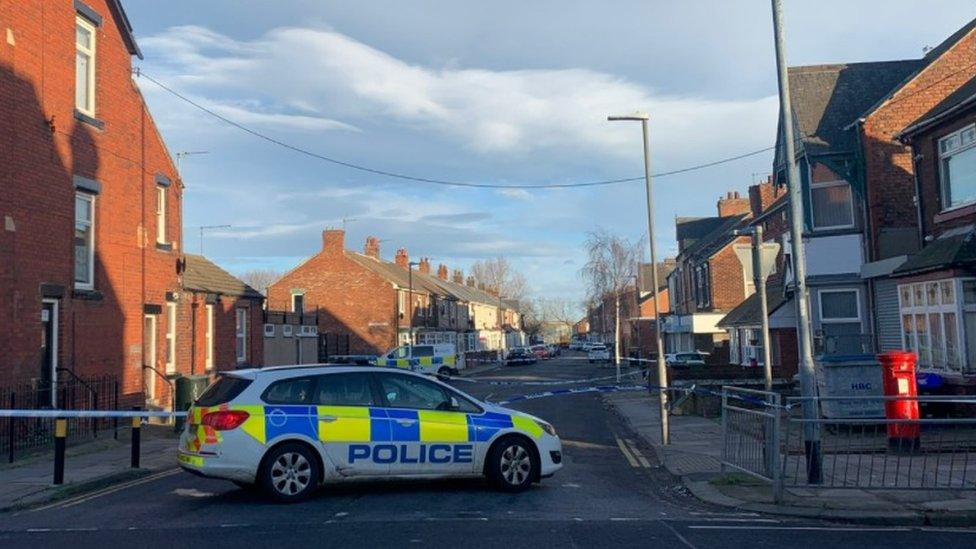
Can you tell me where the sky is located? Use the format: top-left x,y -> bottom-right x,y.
123,0 -> 975,310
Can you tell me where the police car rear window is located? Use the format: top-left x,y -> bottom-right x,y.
195,376 -> 252,407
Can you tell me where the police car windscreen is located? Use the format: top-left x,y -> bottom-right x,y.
195,376 -> 253,407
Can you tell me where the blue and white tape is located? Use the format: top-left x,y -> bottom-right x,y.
456,371 -> 642,386
494,385 -> 650,406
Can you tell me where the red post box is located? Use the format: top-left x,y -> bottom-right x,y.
877,351 -> 920,453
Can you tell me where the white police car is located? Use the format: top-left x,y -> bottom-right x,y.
177,365 -> 562,502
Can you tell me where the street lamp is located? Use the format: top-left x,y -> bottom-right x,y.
408,261 -> 421,344
608,112 -> 670,445
732,225 -> 773,391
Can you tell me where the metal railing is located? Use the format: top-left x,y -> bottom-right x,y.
720,386 -> 783,500
1,374 -> 119,462
782,395 -> 976,491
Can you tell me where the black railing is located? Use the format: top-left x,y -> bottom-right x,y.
0,374 -> 119,463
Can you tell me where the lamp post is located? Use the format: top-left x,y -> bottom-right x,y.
408,261 -> 420,344
732,225 -> 774,391
608,112 -> 669,445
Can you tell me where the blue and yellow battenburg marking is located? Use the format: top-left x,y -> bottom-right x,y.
372,355 -> 456,369
189,405 -> 543,447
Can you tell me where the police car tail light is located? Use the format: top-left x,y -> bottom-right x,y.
201,410 -> 249,431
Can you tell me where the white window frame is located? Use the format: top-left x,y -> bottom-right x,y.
205,304 -> 214,371
236,309 -> 248,363
75,15 -> 96,117
899,278 -> 971,373
283,325 -> 293,337
291,292 -> 304,314
818,288 -> 862,324
809,178 -> 856,231
74,192 -> 95,290
155,186 -> 167,244
938,124 -> 976,212
165,302 -> 177,374
264,323 -> 275,337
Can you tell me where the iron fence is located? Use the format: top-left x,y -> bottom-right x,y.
0,373 -> 119,462
720,386 -> 782,499
783,395 -> 976,491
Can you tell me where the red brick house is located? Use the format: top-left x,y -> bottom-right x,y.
0,0 -> 182,408
891,75 -> 976,387
178,255 -> 264,379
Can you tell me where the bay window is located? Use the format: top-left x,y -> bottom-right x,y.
939,125 -> 976,209
899,279 -> 971,373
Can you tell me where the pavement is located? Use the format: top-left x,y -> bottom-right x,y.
0,357 -> 974,547
0,426 -> 179,511
605,390 -> 976,526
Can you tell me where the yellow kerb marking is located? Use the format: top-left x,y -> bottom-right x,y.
418,410 -> 468,442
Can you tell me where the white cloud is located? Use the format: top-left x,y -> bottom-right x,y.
140,25 -> 777,162
496,188 -> 532,201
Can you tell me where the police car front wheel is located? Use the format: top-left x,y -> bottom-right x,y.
260,442 -> 321,502
487,436 -> 538,492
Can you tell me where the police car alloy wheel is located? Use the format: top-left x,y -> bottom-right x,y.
487,436 -> 538,492
260,442 -> 321,502
437,366 -> 452,381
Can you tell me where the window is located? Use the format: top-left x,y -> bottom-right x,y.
939,125 -> 976,209
263,324 -> 275,337
262,376 -> 314,405
378,374 -> 479,412
810,180 -> 854,229
899,279 -> 967,372
291,293 -> 304,314
195,376 -> 252,407
205,304 -> 214,371
75,16 -> 96,116
819,289 -> 861,354
398,291 -> 406,318
235,308 -> 247,363
155,186 -> 167,244
315,373 -> 375,407
74,192 -> 95,288
165,302 -> 177,373
283,325 -> 293,337
412,345 -> 435,358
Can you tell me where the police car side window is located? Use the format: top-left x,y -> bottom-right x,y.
315,373 -> 375,407
412,346 -> 434,358
379,375 -> 451,411
262,376 -> 314,404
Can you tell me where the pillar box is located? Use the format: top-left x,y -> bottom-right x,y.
877,351 -> 920,453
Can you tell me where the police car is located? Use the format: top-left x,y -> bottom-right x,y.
178,365 -> 562,502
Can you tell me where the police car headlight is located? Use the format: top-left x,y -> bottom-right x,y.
536,420 -> 556,437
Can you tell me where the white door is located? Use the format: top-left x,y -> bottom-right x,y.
143,315 -> 157,403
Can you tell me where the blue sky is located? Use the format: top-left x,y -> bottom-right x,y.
124,1 -> 975,306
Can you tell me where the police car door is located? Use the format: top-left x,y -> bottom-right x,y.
314,372 -> 389,477
376,373 -> 475,476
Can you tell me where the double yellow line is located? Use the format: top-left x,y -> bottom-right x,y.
615,437 -> 650,468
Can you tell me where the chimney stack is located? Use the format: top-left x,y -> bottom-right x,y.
322,229 -> 345,255
419,257 -> 431,275
717,190 -> 751,218
437,264 -> 449,281
748,174 -> 782,218
466,276 -> 476,287
364,236 -> 381,259
453,270 -> 464,284
395,248 -> 409,268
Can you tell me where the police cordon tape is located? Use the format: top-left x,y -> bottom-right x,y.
454,370 -> 643,386
486,382 -> 793,410
0,410 -> 186,418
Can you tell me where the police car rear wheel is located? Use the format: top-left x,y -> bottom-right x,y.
437,367 -> 452,381
488,437 -> 537,492
260,443 -> 320,502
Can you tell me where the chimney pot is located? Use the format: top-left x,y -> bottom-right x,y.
395,248 -> 409,268
364,236 -> 381,259
419,257 -> 431,275
437,264 -> 449,281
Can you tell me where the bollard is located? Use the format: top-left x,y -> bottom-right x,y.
7,391 -> 14,464
131,410 -> 141,469
53,418 -> 67,485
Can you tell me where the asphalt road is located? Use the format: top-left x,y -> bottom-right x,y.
1,355 -> 974,547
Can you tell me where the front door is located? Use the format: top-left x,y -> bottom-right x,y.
313,372 -> 389,477
374,372 -> 476,475
143,315 -> 157,404
40,300 -> 58,408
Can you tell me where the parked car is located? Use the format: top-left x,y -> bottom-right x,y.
530,344 -> 550,360
666,352 -> 707,369
506,348 -> 537,366
548,344 -> 561,357
588,344 -> 610,364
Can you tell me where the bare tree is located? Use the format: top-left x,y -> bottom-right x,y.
579,229 -> 642,380
470,257 -> 528,300
239,268 -> 282,296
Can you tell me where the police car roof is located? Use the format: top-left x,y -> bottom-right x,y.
226,364 -> 419,380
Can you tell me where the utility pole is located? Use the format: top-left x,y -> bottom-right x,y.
734,226 -> 774,391
608,112 -> 670,445
771,0 -> 821,482
408,261 -> 419,345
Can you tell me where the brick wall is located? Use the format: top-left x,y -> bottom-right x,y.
268,230 -> 399,355
0,0 -> 180,407
708,239 -> 750,312
717,191 -> 750,217
863,27 -> 976,260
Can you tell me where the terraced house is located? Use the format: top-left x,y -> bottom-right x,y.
0,0 -> 183,407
